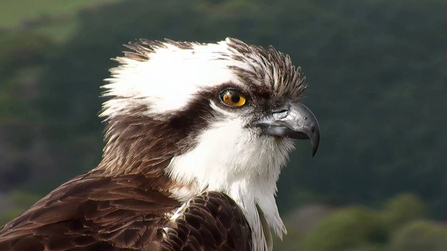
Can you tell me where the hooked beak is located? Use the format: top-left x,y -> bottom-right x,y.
252,101 -> 320,156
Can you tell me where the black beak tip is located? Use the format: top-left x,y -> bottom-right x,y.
312,138 -> 319,157
309,125 -> 320,157
289,127 -> 320,157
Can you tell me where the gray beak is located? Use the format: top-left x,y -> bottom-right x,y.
253,101 -> 320,156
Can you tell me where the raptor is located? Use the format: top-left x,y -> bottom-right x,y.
0,38 -> 320,251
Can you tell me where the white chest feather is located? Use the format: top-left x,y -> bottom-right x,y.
165,115 -> 295,251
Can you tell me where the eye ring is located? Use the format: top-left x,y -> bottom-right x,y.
219,89 -> 247,107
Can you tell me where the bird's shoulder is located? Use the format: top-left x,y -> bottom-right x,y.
0,171 -> 251,251
0,170 -> 179,250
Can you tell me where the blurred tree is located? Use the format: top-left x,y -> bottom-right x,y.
389,221 -> 447,251
381,193 -> 425,232
278,193 -> 437,251
5,192 -> 437,251
300,206 -> 386,251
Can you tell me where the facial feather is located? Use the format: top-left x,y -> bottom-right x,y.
99,37 -> 309,251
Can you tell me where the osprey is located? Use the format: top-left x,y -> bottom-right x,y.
0,38 -> 320,251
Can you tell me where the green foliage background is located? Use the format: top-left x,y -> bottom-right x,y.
0,0 -> 445,250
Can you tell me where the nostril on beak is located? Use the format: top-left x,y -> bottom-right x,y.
272,110 -> 289,120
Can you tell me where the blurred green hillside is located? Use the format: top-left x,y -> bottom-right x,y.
276,194 -> 447,251
0,0 -> 445,250
0,0 -> 120,42
0,0 -> 119,27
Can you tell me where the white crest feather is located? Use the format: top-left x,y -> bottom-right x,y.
101,38 -> 247,119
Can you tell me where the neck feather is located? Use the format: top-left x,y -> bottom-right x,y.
165,117 -> 294,251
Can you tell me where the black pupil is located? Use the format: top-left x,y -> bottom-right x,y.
230,92 -> 240,103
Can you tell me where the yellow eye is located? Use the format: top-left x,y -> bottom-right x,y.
220,90 -> 247,107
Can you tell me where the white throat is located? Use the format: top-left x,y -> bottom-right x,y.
165,113 -> 295,251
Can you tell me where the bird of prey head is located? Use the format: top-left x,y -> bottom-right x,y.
0,38 -> 319,251
100,38 -> 319,250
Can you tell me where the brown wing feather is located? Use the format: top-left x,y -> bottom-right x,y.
0,172 -> 251,251
0,170 -> 180,251
161,192 -> 251,251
